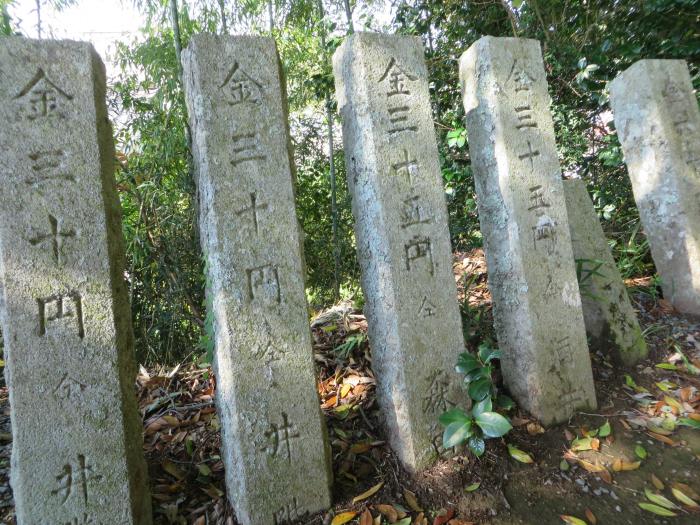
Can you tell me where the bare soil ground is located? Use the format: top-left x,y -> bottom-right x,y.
1,249 -> 699,525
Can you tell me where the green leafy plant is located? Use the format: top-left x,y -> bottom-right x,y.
334,333 -> 367,359
439,344 -> 513,456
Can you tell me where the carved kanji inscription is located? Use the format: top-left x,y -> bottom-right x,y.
273,497 -> 301,525
54,373 -> 87,401
235,192 -> 268,234
37,292 -> 84,338
26,149 -> 75,189
28,213 -> 76,266
231,132 -> 266,167
422,369 -> 455,414
15,68 -> 73,120
247,264 -> 281,305
391,149 -> 419,186
51,455 -> 102,505
220,62 -> 264,105
259,413 -> 299,462
379,57 -> 416,96
405,237 -> 434,276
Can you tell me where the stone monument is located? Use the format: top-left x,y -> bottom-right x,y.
564,179 -> 647,365
610,59 -> 700,315
460,36 -> 596,424
0,38 -> 152,524
333,32 -> 467,470
183,35 -> 332,525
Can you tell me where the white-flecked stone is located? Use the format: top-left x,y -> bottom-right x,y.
0,38 -> 152,524
564,179 -> 648,365
182,35 -> 332,525
609,59 -> 700,315
460,36 -> 596,425
333,32 -> 468,471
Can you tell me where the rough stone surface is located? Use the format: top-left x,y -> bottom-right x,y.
460,36 -> 596,425
609,59 -> 700,315
182,35 -> 332,525
333,32 -> 468,471
563,179 -> 648,365
0,38 -> 152,524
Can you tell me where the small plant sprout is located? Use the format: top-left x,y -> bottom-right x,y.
439,343 -> 513,456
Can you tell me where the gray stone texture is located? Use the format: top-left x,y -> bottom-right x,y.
563,179 -> 648,365
460,37 -> 596,425
0,38 -> 152,524
609,59 -> 700,315
182,35 -> 331,525
333,32 -> 468,471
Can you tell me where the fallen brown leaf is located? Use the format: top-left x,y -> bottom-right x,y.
577,459 -> 606,473
353,482 -> 384,504
598,469 -> 613,484
647,431 -> 678,446
527,422 -> 545,435
332,512 -> 358,525
161,459 -> 186,480
360,509 -> 373,525
374,504 -> 398,523
651,474 -> 665,490
404,488 -> 423,512
433,508 -> 455,525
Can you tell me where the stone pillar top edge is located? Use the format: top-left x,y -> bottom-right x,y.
186,32 -> 276,43
462,35 -> 543,61
471,34 -> 542,47
332,31 -> 425,66
0,36 -> 96,49
610,58 -> 690,95
338,30 -> 423,45
0,36 -> 102,66
616,57 -> 689,76
184,33 -> 277,55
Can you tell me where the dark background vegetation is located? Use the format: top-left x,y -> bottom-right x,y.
2,0 -> 698,364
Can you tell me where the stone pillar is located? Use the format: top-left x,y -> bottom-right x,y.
182,35 -> 331,525
459,36 -> 596,424
563,179 -> 648,365
0,39 -> 152,524
609,59 -> 700,315
333,32 -> 467,471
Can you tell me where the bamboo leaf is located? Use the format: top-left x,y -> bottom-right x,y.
352,482 -> 383,504
644,488 -> 678,510
331,512 -> 358,525
507,444 -> 534,463
638,503 -> 677,516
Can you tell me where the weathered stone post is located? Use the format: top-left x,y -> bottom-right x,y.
333,32 -> 467,471
460,37 -> 596,424
610,59 -> 700,315
182,35 -> 332,524
563,179 -> 648,365
0,39 -> 152,524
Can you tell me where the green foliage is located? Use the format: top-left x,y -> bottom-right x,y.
0,0 -> 14,35
110,9 -> 206,364
440,343 -> 513,455
334,333 -> 367,359
397,0 -> 699,273
459,272 -> 495,347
